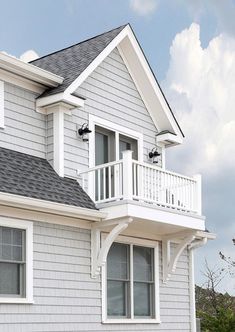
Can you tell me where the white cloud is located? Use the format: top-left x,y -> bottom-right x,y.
163,23 -> 235,175
20,50 -> 39,63
163,23 -> 235,294
130,0 -> 158,16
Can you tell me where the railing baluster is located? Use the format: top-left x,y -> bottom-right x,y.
98,169 -> 101,201
103,167 -> 106,200
108,166 -> 111,199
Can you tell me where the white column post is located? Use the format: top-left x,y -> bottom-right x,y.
53,107 -> 65,177
122,150 -> 133,201
193,174 -> 202,215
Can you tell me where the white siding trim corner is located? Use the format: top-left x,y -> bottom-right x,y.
0,80 -> 5,128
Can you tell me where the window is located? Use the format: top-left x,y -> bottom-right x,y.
89,114 -> 143,169
0,80 -> 4,128
0,218 -> 33,303
103,238 -> 160,323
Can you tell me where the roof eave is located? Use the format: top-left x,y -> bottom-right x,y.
0,52 -> 64,88
0,191 -> 106,222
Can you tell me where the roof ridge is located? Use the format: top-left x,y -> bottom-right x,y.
30,24 -> 128,64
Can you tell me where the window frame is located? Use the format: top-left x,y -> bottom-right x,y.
0,217 -> 33,304
88,114 -> 144,168
102,234 -> 160,324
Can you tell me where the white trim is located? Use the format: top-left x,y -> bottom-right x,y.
0,217 -> 33,304
156,132 -> 183,146
100,201 -> 206,231
0,51 -> 63,87
189,250 -> 196,332
0,191 -> 106,221
53,108 -> 64,177
89,114 -> 143,168
101,234 -> 160,324
0,69 -> 46,94
64,25 -> 183,142
36,92 -> 84,113
65,27 -> 130,95
0,80 -> 4,129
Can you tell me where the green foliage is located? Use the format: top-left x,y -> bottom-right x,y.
198,308 -> 235,332
196,259 -> 235,332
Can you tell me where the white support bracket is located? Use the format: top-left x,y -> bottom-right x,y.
162,231 -> 196,283
91,217 -> 133,278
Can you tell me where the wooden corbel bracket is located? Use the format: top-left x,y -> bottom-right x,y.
91,217 -> 133,278
162,231 -> 196,283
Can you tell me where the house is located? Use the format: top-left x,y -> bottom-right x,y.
0,24 -> 215,331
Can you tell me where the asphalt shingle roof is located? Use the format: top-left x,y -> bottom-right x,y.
31,25 -> 126,97
0,147 -> 96,210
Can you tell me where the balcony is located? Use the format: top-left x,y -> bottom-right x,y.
78,151 -> 202,216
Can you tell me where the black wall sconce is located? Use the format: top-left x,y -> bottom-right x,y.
78,123 -> 92,142
149,147 -> 161,163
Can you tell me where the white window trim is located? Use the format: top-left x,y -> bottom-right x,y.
0,217 -> 33,304
101,234 -> 161,324
88,114 -> 144,168
0,80 -> 5,129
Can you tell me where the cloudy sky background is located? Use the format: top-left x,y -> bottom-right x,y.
0,0 -> 234,294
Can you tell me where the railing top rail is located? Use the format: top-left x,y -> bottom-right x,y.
77,159 -> 123,175
132,160 -> 197,182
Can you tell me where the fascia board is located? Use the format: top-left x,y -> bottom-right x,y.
0,52 -> 64,87
156,133 -> 183,146
119,26 -> 183,138
0,192 -> 106,221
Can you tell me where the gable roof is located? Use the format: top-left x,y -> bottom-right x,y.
0,147 -> 96,210
31,25 -> 126,98
32,24 -> 183,141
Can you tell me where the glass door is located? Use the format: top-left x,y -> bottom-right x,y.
95,126 -> 115,201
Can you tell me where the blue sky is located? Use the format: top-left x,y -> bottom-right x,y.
1,0 -> 235,294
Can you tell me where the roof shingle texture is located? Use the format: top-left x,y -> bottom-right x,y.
31,25 -> 126,97
0,147 -> 96,210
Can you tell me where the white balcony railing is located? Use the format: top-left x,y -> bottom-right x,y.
78,151 -> 202,215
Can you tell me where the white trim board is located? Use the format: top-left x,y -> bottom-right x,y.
0,80 -> 4,128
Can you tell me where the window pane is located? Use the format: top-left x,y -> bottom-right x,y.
13,246 -> 22,261
134,282 -> 152,317
0,262 -> 20,295
13,230 -> 22,246
107,243 -> 129,280
2,244 -> 12,260
107,280 -> 128,317
0,227 -> 24,262
2,228 -> 11,244
133,246 -> 153,282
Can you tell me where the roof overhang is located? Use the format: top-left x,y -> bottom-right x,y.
0,191 -> 106,222
0,52 -> 64,88
64,25 -> 184,146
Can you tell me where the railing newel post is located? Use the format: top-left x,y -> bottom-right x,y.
122,150 -> 133,201
193,174 -> 202,215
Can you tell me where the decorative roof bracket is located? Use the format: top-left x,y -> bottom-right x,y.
162,231 -> 196,283
91,217 -> 133,278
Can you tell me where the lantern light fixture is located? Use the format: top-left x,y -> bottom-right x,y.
149,147 -> 161,164
78,123 -> 92,142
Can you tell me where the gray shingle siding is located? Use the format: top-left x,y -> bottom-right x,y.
0,220 -> 190,331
